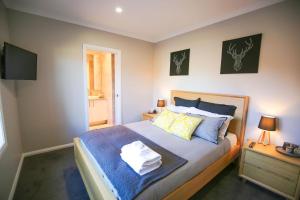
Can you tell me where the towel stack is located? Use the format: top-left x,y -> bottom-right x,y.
120,141 -> 162,176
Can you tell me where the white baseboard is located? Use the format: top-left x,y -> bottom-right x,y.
23,143 -> 74,157
8,142 -> 74,200
8,154 -> 24,200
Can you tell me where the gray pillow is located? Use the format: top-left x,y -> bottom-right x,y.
189,114 -> 227,144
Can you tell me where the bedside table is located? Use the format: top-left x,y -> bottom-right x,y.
239,142 -> 300,200
142,113 -> 158,120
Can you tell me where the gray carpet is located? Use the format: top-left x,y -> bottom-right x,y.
14,147 -> 283,200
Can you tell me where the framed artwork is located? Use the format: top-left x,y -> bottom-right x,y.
220,34 -> 262,74
170,49 -> 190,76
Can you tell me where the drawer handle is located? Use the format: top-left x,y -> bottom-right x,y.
256,165 -> 262,170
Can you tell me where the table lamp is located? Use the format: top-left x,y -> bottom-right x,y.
157,99 -> 166,113
257,115 -> 276,145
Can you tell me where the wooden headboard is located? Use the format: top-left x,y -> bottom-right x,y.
171,90 -> 249,145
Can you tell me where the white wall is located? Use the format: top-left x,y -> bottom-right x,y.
0,2 -> 23,199
153,0 -> 300,145
7,10 -> 154,152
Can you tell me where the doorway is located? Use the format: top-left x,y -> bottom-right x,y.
83,44 -> 121,131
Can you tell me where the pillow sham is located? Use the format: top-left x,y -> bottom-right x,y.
169,114 -> 202,140
166,104 -> 190,114
189,114 -> 226,144
174,97 -> 200,108
188,107 -> 233,139
197,101 -> 237,116
152,109 -> 179,132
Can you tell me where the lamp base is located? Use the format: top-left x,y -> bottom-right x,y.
157,107 -> 164,113
257,131 -> 270,146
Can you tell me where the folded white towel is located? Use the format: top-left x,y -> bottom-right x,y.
121,141 -> 161,167
120,141 -> 162,175
121,152 -> 162,176
120,150 -> 160,167
121,141 -> 145,154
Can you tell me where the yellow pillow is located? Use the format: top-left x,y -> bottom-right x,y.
169,114 -> 202,140
152,109 -> 179,132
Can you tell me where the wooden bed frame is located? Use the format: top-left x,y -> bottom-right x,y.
74,90 -> 249,200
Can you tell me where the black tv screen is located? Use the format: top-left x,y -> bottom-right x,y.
1,42 -> 37,80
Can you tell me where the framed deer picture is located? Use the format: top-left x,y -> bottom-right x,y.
170,49 -> 190,76
220,34 -> 262,74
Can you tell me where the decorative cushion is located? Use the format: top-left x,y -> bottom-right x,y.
166,104 -> 190,114
189,114 -> 226,144
152,109 -> 179,132
188,107 -> 233,139
174,97 -> 200,108
169,114 -> 202,140
197,101 -> 237,116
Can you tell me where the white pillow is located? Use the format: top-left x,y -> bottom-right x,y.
166,104 -> 190,114
187,107 -> 234,139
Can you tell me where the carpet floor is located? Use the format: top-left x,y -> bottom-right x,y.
14,147 -> 284,200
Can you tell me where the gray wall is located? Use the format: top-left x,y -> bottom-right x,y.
0,2 -> 23,199
7,10 -> 154,152
153,0 -> 300,145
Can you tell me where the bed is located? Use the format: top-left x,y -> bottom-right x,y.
74,90 -> 249,200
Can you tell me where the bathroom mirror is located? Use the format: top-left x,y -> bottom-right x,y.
87,53 -> 104,98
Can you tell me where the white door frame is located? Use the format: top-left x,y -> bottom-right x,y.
82,44 -> 122,131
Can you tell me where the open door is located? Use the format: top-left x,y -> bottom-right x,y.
83,44 -> 121,131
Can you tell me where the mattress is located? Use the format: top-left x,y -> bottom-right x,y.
78,120 -> 233,200
226,132 -> 237,148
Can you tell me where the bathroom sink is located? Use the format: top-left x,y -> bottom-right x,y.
88,94 -> 104,100
89,96 -> 99,100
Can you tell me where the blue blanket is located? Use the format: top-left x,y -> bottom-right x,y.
80,125 -> 187,200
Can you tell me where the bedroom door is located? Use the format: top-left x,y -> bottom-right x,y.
83,44 -> 122,131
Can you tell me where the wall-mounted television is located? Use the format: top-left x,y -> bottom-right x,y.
1,42 -> 37,80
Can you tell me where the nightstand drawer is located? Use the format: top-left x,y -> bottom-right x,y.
245,150 -> 299,182
243,163 -> 297,196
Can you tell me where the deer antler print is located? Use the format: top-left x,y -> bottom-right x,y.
227,38 -> 253,71
173,52 -> 186,74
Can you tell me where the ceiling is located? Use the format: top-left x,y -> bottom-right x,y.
3,0 -> 283,43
